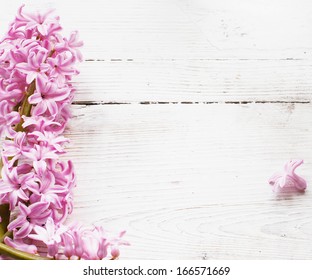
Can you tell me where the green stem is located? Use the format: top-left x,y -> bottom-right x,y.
0,205 -> 10,239
0,230 -> 12,243
15,81 -> 36,132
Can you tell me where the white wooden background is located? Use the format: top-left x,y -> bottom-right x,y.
1,0 -> 312,259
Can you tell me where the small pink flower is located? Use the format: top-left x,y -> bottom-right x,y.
22,144 -> 59,162
25,11 -> 60,37
30,75 -> 70,103
29,76 -> 70,117
15,47 -> 50,84
61,232 -> 75,259
55,31 -> 83,61
109,230 -> 129,259
268,159 -> 307,192
92,226 -> 109,259
8,201 -> 51,239
22,115 -> 64,134
2,132 -> 28,167
47,53 -> 78,84
29,217 -> 66,257
30,130 -> 69,153
13,5 -> 61,37
8,40 -> 39,65
30,163 -> 68,209
0,166 -> 32,209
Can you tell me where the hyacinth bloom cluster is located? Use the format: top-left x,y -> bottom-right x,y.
268,159 -> 307,193
0,5 -> 127,260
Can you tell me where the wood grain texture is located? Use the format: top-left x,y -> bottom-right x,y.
1,0 -> 312,59
74,60 -> 312,103
1,0 -> 312,259
66,104 -> 312,259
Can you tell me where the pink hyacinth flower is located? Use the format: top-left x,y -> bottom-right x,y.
29,75 -> 70,117
15,47 -> 50,84
54,31 -> 83,62
2,132 -> 28,167
47,53 -> 78,84
268,159 -> 307,192
29,217 -> 66,257
0,5 -> 126,259
0,166 -> 33,209
7,201 -> 51,239
14,5 -> 61,37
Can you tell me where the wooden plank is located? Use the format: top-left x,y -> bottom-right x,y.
1,0 -> 312,59
65,103 -> 312,259
1,0 -> 312,261
73,60 -> 312,103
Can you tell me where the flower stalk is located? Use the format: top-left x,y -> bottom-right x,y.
14,81 -> 35,133
0,204 -> 10,239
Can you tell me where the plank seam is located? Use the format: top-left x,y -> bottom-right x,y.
72,101 -> 311,105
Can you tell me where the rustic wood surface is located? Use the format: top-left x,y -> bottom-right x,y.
2,0 -> 312,259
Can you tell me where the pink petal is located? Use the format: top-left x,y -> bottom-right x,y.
268,159 -> 307,192
28,92 -> 42,104
4,237 -> 37,254
15,62 -> 31,73
26,71 -> 38,84
14,222 -> 32,239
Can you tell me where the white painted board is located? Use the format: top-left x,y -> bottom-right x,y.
1,0 -> 312,259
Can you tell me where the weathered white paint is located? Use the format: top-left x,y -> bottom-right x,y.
74,60 -> 312,103
66,104 -> 312,259
1,0 -> 312,59
1,0 -> 312,259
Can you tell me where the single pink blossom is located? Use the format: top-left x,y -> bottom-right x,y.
22,144 -> 59,162
30,161 -> 68,208
31,75 -> 71,102
47,53 -> 78,84
10,39 -> 41,65
25,11 -> 60,37
88,225 -> 110,260
15,47 -> 50,84
29,217 -> 66,257
22,115 -> 64,134
55,31 -> 83,61
30,130 -> 69,153
61,232 -> 75,259
109,231 -> 129,259
0,166 -> 33,209
2,132 -> 28,167
268,159 -> 307,192
53,160 -> 76,190
29,75 -> 71,117
12,5 -> 61,37
8,201 -> 51,239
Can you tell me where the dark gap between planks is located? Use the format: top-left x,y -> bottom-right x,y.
72,101 -> 311,105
